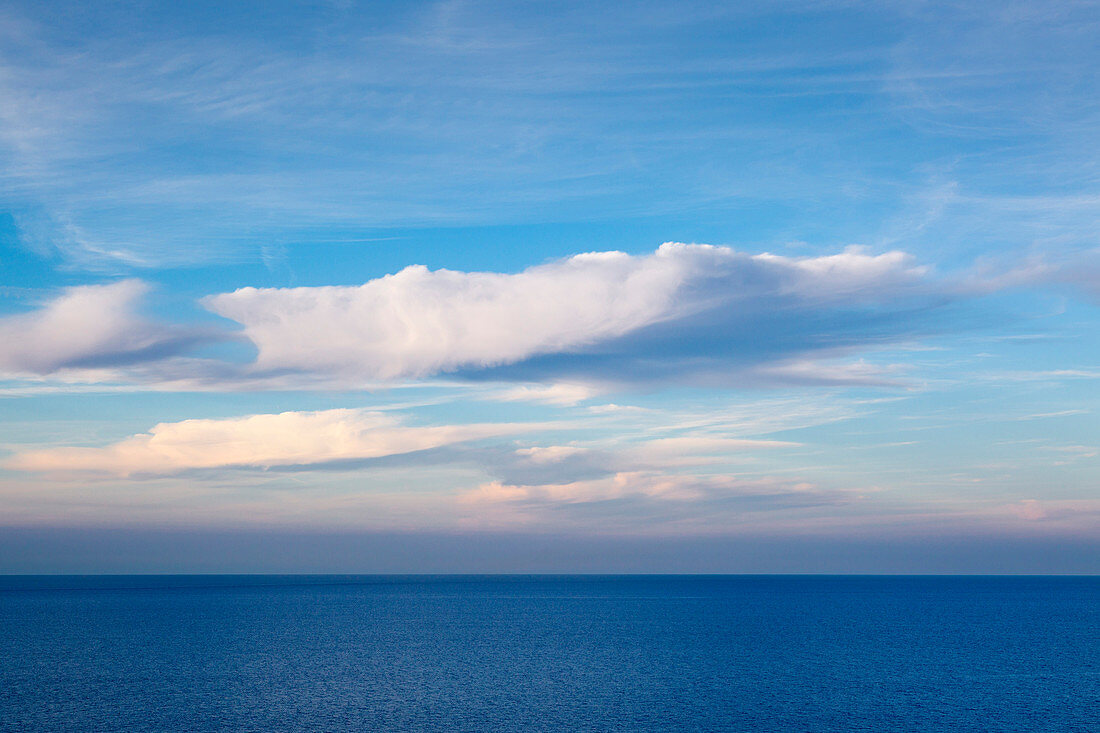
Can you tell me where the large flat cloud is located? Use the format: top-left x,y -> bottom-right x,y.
5,408 -> 527,477
0,280 -> 208,375
205,244 -> 932,386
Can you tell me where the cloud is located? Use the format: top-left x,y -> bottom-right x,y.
205,248 -> 691,380
205,243 -> 933,386
745,358 -> 906,387
0,280 -> 207,375
1042,247 -> 1100,302
640,436 -> 800,457
459,471 -> 849,530
4,0 -> 1098,279
5,243 -> 1067,393
466,432 -> 801,487
962,245 -> 1100,303
0,1 -> 957,269
491,382 -> 598,405
463,471 -> 825,504
472,444 -> 625,486
5,408 -> 527,477
461,472 -> 702,504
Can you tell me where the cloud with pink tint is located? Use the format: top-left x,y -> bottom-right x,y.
459,471 -> 851,530
471,434 -> 802,487
1007,500 -> 1047,521
5,408 -> 529,477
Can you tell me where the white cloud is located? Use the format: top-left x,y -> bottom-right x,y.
640,437 -> 800,456
205,248 -> 686,380
747,358 -> 905,387
205,243 -> 929,383
461,470 -> 837,508
0,280 -> 202,375
492,382 -> 598,405
514,445 -> 589,463
5,408 -> 527,477
586,403 -> 651,414
461,472 -> 700,504
454,467 -> 863,532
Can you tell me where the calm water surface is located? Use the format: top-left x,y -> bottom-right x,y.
1,575 -> 1097,731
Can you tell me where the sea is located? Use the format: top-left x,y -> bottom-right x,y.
1,575 -> 1097,732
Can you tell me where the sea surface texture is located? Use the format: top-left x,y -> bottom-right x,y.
1,575 -> 1097,732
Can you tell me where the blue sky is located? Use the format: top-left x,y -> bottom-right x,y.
1,0 -> 1098,572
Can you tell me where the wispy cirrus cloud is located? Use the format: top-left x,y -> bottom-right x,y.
473,435 -> 800,487
490,382 -> 599,406
8,0 -> 1097,274
1,1 -> 890,268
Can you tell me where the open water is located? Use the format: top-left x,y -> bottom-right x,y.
1,575 -> 1097,731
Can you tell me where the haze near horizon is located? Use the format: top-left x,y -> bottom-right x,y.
1,0 -> 1098,573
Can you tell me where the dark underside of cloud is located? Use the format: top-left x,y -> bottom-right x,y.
454,298 -> 957,387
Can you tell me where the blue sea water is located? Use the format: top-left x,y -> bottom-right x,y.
0,575 -> 1097,732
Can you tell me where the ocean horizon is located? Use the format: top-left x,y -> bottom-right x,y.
3,574 -> 1097,731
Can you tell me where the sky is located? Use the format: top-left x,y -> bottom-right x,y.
1,0 -> 1098,573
